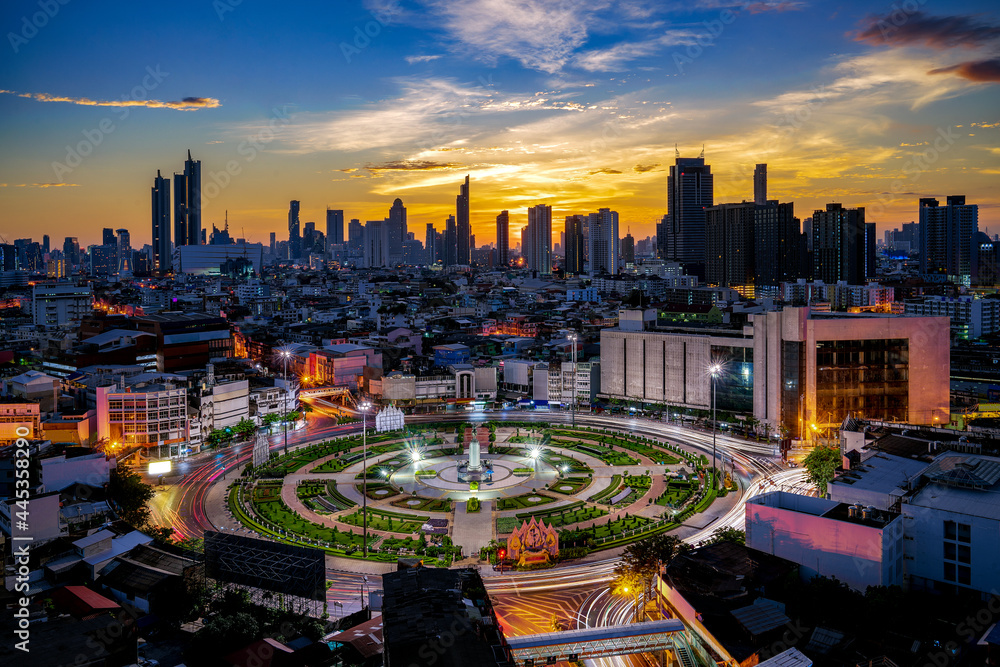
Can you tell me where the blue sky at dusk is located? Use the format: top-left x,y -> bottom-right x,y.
1,0 -> 998,247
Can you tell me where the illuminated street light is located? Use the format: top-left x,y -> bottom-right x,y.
359,400 -> 372,558
709,363 -> 722,492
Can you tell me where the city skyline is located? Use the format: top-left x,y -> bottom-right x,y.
1,1 -> 998,246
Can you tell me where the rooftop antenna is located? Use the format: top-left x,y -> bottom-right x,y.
699,144 -> 705,159
674,144 -> 680,158
225,210 -> 229,233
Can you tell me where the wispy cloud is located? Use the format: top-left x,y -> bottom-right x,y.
0,90 -> 221,110
575,32 -> 700,72
405,54 -> 444,64
0,182 -> 80,188
366,160 -> 459,171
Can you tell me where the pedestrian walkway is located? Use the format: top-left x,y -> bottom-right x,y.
452,499 -> 493,557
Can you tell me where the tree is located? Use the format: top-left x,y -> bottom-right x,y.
109,465 -> 154,529
610,533 -> 686,604
233,417 -> 256,440
707,527 -> 745,545
803,445 -> 840,496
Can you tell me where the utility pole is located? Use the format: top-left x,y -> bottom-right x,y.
360,401 -> 372,557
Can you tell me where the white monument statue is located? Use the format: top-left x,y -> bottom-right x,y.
468,433 -> 482,472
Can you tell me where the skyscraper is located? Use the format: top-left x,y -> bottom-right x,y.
444,215 -> 458,267
524,205 -> 552,275
564,215 -> 586,275
103,228 -> 116,247
754,163 -> 767,206
151,170 -> 171,272
456,175 -> 470,265
348,219 -> 364,257
496,211 -> 509,267
116,228 -> 132,276
588,208 -> 619,276
658,154 -> 713,278
174,150 -> 202,247
363,220 -> 388,268
621,231 -> 635,266
919,195 -> 979,280
62,237 -> 80,268
811,203 -> 871,285
387,198 -> 406,265
269,232 -> 276,255
288,200 -> 301,259
425,223 -> 438,265
42,235 -> 49,254
706,202 -> 755,287
326,208 -> 345,246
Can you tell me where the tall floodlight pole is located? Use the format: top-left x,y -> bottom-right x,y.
569,333 -> 578,428
360,400 -> 372,557
710,364 -> 721,490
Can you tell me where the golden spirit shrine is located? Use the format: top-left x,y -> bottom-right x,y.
507,516 -> 559,566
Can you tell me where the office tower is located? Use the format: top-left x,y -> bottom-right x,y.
15,240 -> 41,272
754,163 -> 767,206
363,220 -> 388,268
326,208 -> 345,246
425,223 -> 438,265
444,215 -> 458,267
173,150 -> 202,247
973,233 -> 999,285
524,205 -> 552,275
811,203 -> 870,285
564,215 -> 586,275
0,244 -> 16,270
116,228 -> 132,276
90,244 -> 116,277
588,208 -> 619,276
151,170 -> 171,272
621,231 -> 635,265
387,198 -> 406,265
706,202 -> 755,286
456,175 -> 470,265
496,211 -> 510,267
288,200 -> 301,259
919,195 -> 979,280
658,154 -> 713,278
62,237 -> 80,267
103,228 -> 116,246
348,218 -> 364,257
754,201 -> 801,285
42,235 -> 49,254
269,232 -> 276,254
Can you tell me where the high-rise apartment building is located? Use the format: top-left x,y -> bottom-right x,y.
564,215 -> 586,275
919,195 -> 979,280
588,208 -> 619,276
363,220 -> 388,268
425,223 -> 438,265
456,175 -> 470,265
754,163 -> 767,205
326,208 -> 345,246
706,202 -> 755,287
103,228 -> 116,247
496,211 -> 510,267
116,228 -> 132,276
444,215 -> 458,267
173,150 -> 202,247
288,200 -> 301,260
658,155 -> 713,278
524,205 -> 552,275
812,203 -> 872,285
621,232 -> 635,266
387,198 -> 406,265
151,170 -> 171,272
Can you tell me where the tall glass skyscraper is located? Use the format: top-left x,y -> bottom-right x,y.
919,195 -> 978,281
174,150 -> 202,247
151,170 -> 171,272
288,200 -> 301,259
456,175 -> 470,265
658,154 -> 713,278
496,210 -> 509,267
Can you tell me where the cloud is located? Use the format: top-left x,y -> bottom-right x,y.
588,167 -> 623,175
0,182 -> 80,188
366,160 -> 459,171
423,0 -> 594,73
929,58 -> 1000,83
633,163 -> 660,172
575,31 -> 701,72
405,54 -> 444,64
852,12 -> 1000,49
0,90 -> 221,110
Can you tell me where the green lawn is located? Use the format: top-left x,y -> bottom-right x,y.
549,476 -> 591,495
587,475 -> 622,503
495,493 -> 557,511
356,482 -> 399,500
390,496 -> 452,512
339,508 -> 429,534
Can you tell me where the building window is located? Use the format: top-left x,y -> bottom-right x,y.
942,520 -> 972,587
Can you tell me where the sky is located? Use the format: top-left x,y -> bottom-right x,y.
1,0 -> 998,249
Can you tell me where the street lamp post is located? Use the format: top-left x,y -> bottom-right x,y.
360,401 -> 372,558
569,333 -> 578,428
710,364 -> 721,491
281,349 -> 291,456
